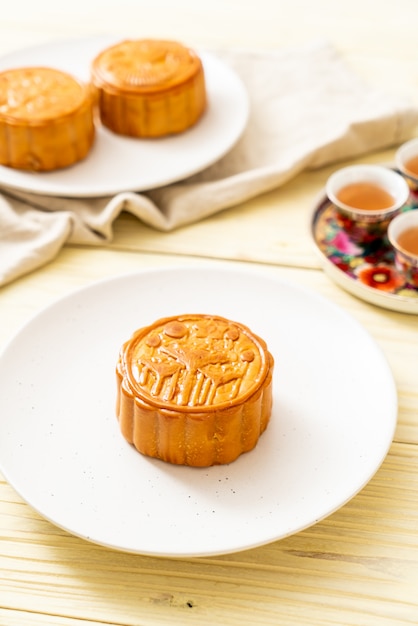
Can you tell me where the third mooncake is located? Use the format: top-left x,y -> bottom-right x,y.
0,66 -> 95,171
116,314 -> 274,467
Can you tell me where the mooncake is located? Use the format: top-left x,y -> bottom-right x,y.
116,314 -> 274,467
0,66 -> 95,171
91,39 -> 207,138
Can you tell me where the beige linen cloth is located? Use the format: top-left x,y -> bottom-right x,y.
1,41 -> 418,287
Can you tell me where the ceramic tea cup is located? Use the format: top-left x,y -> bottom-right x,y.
395,137 -> 418,192
387,209 -> 418,287
326,164 -> 410,243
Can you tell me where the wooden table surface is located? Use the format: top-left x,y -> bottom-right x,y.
1,2 -> 418,624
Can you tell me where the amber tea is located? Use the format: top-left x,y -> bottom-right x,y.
397,225 -> 418,256
404,155 -> 418,178
337,182 -> 395,212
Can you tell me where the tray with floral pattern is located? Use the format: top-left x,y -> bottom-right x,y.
311,190 -> 418,314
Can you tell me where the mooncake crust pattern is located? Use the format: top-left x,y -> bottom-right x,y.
0,66 -> 95,171
91,39 -> 207,138
116,314 -> 274,467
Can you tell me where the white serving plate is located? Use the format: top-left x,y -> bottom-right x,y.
0,267 -> 397,557
0,36 -> 249,197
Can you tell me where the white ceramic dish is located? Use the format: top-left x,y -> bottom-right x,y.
0,36 -> 249,197
0,267 -> 397,557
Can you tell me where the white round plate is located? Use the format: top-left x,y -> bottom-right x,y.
0,267 -> 397,557
0,36 -> 249,197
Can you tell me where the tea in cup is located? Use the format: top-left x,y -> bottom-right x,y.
326,164 -> 410,243
387,209 -> 418,286
395,137 -> 418,191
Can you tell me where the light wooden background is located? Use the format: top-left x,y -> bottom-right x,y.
1,1 -> 418,625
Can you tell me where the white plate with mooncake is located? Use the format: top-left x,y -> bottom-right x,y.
0,266 -> 397,557
0,35 -> 249,197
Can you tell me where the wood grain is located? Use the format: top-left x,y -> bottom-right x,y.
1,443 -> 417,625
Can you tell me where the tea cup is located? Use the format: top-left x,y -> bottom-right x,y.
326,164 -> 410,243
387,209 -> 418,287
395,137 -> 418,192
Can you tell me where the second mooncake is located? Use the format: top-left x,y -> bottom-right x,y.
91,39 -> 207,138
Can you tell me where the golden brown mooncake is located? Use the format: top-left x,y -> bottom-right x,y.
91,39 -> 207,138
0,66 -> 95,171
116,314 -> 274,467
